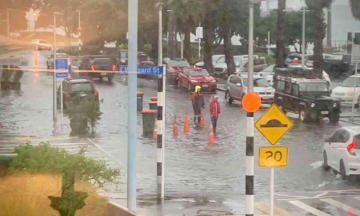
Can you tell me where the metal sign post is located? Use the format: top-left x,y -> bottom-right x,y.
55,58 -> 69,126
196,25 -> 203,59
351,42 -> 360,122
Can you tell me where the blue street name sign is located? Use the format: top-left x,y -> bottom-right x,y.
119,65 -> 164,75
55,58 -> 69,78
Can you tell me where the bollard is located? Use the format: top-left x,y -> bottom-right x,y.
150,97 -> 157,102
142,109 -> 157,136
0,154 -> 18,166
137,91 -> 144,112
149,101 -> 157,110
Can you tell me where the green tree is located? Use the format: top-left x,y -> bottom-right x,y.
276,0 -> 287,67
350,0 -> 360,20
306,0 -> 332,78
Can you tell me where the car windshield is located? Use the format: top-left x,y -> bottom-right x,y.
138,54 -> 149,61
189,69 -> 209,76
243,78 -> 269,87
71,83 -> 93,92
93,58 -> 113,64
263,65 -> 275,72
168,60 -> 189,67
216,56 -> 225,63
299,82 -> 329,92
235,60 -> 247,67
340,77 -> 360,87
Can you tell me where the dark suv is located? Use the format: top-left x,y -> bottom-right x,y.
274,68 -> 341,123
78,56 -> 116,82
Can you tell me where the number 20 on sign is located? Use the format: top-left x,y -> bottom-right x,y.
259,146 -> 288,167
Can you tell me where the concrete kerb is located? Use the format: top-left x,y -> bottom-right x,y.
106,201 -> 136,216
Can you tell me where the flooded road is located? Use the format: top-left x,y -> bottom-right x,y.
1,50 -> 360,215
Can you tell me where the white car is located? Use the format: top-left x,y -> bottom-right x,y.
323,127 -> 360,180
31,39 -> 53,50
331,75 -> 360,106
195,55 -> 225,68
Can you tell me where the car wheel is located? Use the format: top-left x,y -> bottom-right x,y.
225,91 -> 233,105
277,101 -> 286,114
299,108 -> 309,122
356,96 -> 360,108
329,111 -> 340,123
323,151 -> 330,171
340,160 -> 347,180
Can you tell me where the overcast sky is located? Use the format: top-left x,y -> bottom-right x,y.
261,0 -> 349,10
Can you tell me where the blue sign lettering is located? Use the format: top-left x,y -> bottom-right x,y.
119,66 -> 163,75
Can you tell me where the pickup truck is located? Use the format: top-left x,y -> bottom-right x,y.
78,56 -> 116,82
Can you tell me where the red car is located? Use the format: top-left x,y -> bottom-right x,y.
178,67 -> 217,92
166,59 -> 190,84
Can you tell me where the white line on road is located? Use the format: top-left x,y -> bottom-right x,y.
321,198 -> 360,215
87,138 -> 125,168
288,200 -> 331,216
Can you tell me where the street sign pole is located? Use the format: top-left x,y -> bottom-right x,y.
270,167 -> 274,216
127,0 -> 138,211
60,79 -> 63,125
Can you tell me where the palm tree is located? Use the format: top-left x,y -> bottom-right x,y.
169,0 -> 202,61
350,0 -> 360,20
306,0 -> 333,78
276,0 -> 286,68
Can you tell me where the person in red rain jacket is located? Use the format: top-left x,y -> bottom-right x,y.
209,95 -> 220,134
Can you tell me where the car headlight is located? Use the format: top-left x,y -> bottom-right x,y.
236,68 -> 240,73
311,103 -> 315,108
190,80 -> 198,83
211,80 -> 216,83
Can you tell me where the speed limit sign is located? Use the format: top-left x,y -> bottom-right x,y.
259,146 -> 288,167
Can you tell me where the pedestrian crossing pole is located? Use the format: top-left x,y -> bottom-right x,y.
156,0 -> 165,199
246,2 -> 256,215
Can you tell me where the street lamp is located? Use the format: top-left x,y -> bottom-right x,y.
76,10 -> 81,55
33,11 -> 38,32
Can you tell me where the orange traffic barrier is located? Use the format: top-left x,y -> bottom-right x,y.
153,118 -> 158,140
200,112 -> 205,128
209,123 -> 215,144
184,113 -> 190,133
173,115 -> 179,136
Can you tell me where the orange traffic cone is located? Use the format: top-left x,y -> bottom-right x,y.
173,115 -> 179,136
209,123 -> 215,144
200,112 -> 205,128
153,118 -> 158,140
184,113 -> 190,133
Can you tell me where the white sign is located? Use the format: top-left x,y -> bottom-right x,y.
352,45 -> 360,64
0,58 -> 21,66
196,27 -> 203,39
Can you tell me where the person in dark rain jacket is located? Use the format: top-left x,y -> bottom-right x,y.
192,86 -> 205,124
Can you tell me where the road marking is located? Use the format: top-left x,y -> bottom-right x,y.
12,136 -> 76,142
314,191 -> 329,198
321,198 -> 360,215
288,200 -> 331,216
87,138 -> 125,168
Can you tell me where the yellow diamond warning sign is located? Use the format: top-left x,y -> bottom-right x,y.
255,104 -> 293,145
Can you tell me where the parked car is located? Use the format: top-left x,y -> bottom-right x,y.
31,39 -> 52,50
225,73 -> 274,105
78,56 -> 116,82
178,67 -> 217,92
213,55 -> 260,78
285,53 -> 303,64
331,75 -> 360,107
119,50 -> 154,66
288,64 -> 331,86
323,127 -> 360,180
47,53 -> 71,70
57,78 -> 99,108
166,58 -> 190,84
274,67 -> 340,123
195,55 -> 225,68
238,57 -> 267,73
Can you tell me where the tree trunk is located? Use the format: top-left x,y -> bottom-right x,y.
222,14 -> 235,76
313,8 -> 324,79
203,18 -> 214,75
294,43 -> 299,53
184,28 -> 191,63
276,0 -> 287,67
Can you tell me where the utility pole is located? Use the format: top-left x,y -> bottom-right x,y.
302,6 -> 306,68
77,10 -> 81,56
127,0 -> 138,212
53,12 -> 58,121
167,10 -> 173,59
7,9 -> 10,38
326,4 -> 332,48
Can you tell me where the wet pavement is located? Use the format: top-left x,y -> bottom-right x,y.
1,50 -> 360,215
